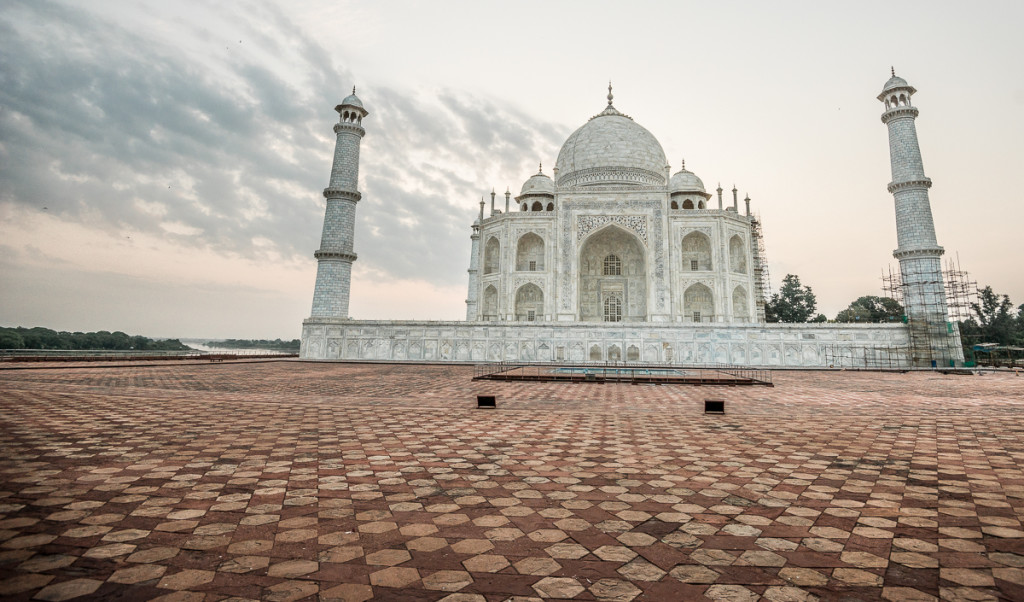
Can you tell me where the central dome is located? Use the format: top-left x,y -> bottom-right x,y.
555,98 -> 667,189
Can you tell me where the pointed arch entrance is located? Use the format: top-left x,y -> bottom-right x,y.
578,225 -> 647,322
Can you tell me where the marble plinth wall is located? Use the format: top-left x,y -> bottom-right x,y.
300,320 -> 912,368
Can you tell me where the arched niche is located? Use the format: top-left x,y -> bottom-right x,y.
578,225 -> 646,322
684,283 -> 714,322
483,237 -> 500,274
729,235 -> 748,273
732,285 -> 749,323
514,283 -> 543,322
681,231 -> 712,271
516,233 -> 545,271
482,285 -> 498,320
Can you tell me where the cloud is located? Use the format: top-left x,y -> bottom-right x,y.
0,0 -> 569,298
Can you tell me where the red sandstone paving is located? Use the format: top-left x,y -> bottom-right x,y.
0,361 -> 1023,601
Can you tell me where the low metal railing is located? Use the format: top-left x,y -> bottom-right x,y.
473,361 -> 772,386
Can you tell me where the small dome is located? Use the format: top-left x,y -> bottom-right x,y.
881,75 -> 908,94
669,161 -> 706,194
519,165 -> 554,197
340,86 -> 364,110
554,88 -> 667,188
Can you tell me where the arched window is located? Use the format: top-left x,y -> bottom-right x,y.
899,93 -> 907,106
522,203 -> 528,211
671,200 -> 678,210
516,233 -> 544,271
603,254 -> 621,276
483,285 -> 498,321
683,199 -> 694,210
729,235 -> 748,273
483,237 -> 500,274
732,285 -> 749,323
697,200 -> 705,209
681,232 -> 712,271
514,283 -> 543,322
531,201 -> 542,211
684,283 -> 714,323
546,202 -> 554,211
603,295 -> 622,322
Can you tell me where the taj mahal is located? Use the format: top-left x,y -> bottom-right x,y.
300,74 -> 962,368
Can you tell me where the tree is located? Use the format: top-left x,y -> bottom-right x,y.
765,274 -> 818,323
964,287 -> 1021,346
835,296 -> 904,323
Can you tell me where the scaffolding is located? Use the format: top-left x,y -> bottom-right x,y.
878,257 -> 971,368
943,254 -> 977,323
824,256 -> 974,370
750,214 -> 771,323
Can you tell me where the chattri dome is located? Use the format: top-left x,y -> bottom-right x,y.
881,74 -> 909,94
518,165 -> 554,198
669,161 -> 708,195
555,87 -> 667,189
339,87 -> 365,110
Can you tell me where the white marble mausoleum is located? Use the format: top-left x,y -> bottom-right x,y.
300,77 -> 961,367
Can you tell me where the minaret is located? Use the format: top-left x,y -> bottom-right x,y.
466,200 -> 484,320
310,87 -> 367,319
716,184 -> 723,210
879,70 -> 961,366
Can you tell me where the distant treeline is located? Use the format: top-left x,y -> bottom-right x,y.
0,326 -> 192,351
207,338 -> 300,351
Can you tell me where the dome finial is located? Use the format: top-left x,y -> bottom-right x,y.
890,66 -> 895,77
352,85 -> 356,95
681,158 -> 686,170
538,162 -> 543,174
607,81 -> 613,106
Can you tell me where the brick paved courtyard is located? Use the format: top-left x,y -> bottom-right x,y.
1,361 -> 1023,601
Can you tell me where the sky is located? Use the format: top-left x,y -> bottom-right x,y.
1,0 -> 1021,339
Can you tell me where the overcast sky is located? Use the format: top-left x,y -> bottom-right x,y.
1,1 -> 1021,339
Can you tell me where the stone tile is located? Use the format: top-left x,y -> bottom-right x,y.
127,546 -> 179,563
109,563 -> 168,584
834,568 -> 884,587
705,584 -> 760,601
18,555 -> 75,573
320,583 -> 374,602
157,569 -> 215,590
33,578 -> 102,601
532,577 -> 585,598
0,573 -> 54,596
589,578 -> 641,601
462,554 -> 510,573
263,580 -> 318,601
267,559 -> 318,578
617,557 -> 666,581
219,555 -> 270,573
422,569 -> 473,591
369,566 -> 420,588
670,564 -> 719,584
940,568 -> 994,587
514,557 -> 561,576
593,545 -> 637,563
